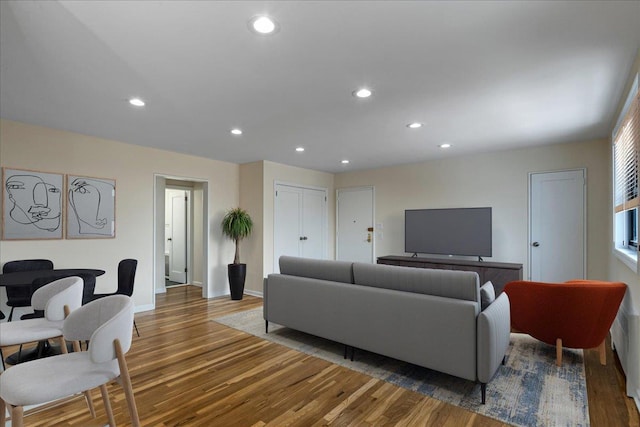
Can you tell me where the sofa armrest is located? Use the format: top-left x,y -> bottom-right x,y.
477,293 -> 511,383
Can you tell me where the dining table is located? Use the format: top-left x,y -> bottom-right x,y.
0,268 -> 105,288
0,268 -> 105,365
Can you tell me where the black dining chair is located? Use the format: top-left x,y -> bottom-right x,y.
77,273 -> 97,304
90,259 -> 139,336
2,259 -> 54,321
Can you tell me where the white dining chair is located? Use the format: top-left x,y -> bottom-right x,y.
0,276 -> 83,370
0,295 -> 141,427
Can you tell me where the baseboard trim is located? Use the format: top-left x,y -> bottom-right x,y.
135,303 -> 154,313
244,289 -> 263,298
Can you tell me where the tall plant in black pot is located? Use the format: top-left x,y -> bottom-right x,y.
221,207 -> 253,300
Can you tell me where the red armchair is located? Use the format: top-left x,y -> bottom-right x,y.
503,280 -> 627,366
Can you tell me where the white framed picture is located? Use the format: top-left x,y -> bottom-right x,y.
2,167 -> 64,240
66,175 -> 116,239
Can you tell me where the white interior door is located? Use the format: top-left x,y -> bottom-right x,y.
529,169 -> 585,282
337,187 -> 374,263
273,184 -> 327,272
169,193 -> 187,283
274,186 -> 302,273
301,188 -> 326,259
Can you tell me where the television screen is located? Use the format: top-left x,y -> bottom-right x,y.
404,207 -> 492,257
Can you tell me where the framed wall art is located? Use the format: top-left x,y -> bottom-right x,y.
2,167 -> 64,240
66,175 -> 116,239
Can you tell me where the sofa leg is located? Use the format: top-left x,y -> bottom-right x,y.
481,383 -> 487,404
350,347 -> 355,361
265,321 -> 269,334
502,355 -> 506,365
343,345 -> 348,359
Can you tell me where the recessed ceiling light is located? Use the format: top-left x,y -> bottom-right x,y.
249,15 -> 279,34
353,88 -> 372,98
407,122 -> 422,129
231,128 -> 243,135
128,98 -> 145,107
439,143 -> 452,149
296,147 -> 305,152
341,159 -> 350,164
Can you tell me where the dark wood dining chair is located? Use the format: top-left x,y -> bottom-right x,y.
2,259 -> 54,321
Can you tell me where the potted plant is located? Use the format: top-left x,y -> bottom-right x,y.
221,207 -> 253,300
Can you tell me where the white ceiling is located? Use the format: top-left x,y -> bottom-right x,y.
1,1 -> 639,173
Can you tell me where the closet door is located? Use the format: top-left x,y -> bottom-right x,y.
274,185 -> 302,272
301,188 -> 326,259
274,184 -> 327,272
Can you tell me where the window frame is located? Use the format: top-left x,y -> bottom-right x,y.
612,73 -> 639,273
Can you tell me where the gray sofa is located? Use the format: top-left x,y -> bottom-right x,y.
263,256 -> 511,403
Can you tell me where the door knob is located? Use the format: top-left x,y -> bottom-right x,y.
367,233 -> 372,243
532,242 -> 540,247
299,236 -> 308,241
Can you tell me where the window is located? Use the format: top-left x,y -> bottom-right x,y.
613,73 -> 639,270
627,208 -> 638,249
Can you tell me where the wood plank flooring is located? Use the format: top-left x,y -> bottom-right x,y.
7,285 -> 639,426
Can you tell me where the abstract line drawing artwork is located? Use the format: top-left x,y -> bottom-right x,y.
2,168 -> 64,240
66,175 -> 116,239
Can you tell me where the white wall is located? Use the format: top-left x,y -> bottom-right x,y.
239,160 -> 335,295
192,183 -> 204,287
239,161 -> 264,295
335,139 -> 610,282
0,119 -> 239,310
609,48 -> 640,318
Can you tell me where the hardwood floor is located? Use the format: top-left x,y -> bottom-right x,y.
7,286 -> 639,426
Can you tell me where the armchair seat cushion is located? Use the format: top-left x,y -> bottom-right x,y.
0,352 -> 119,406
0,318 -> 64,346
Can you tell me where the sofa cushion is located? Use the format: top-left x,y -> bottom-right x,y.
480,281 -> 496,310
279,256 -> 354,284
352,262 -> 480,302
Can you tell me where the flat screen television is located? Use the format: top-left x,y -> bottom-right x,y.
404,207 -> 492,258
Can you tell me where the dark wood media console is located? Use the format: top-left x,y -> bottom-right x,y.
377,255 -> 523,295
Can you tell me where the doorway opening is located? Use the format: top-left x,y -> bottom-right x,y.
154,175 -> 209,301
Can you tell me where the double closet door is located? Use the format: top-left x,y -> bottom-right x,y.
274,183 -> 327,272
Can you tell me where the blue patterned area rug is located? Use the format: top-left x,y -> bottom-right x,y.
214,308 -> 589,427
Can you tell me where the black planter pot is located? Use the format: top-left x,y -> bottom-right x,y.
227,263 -> 246,300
